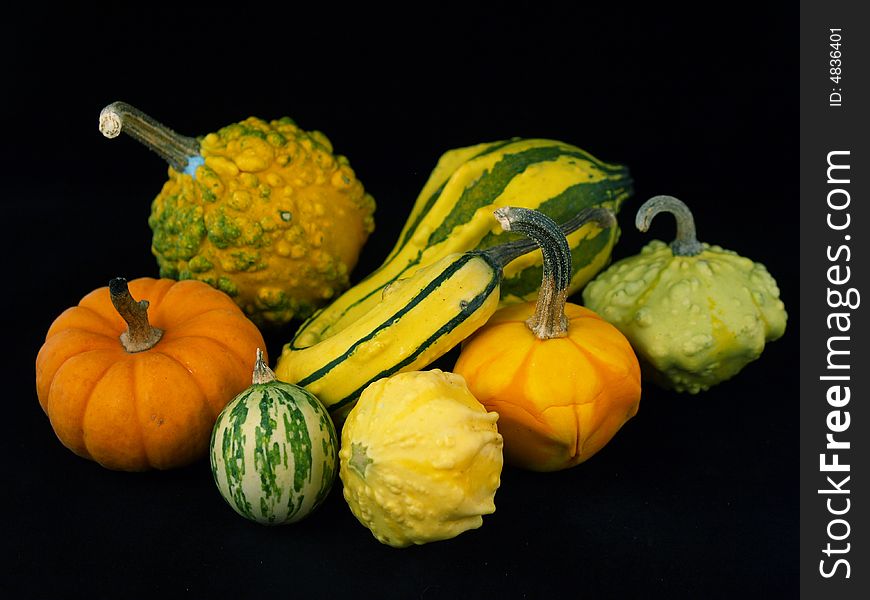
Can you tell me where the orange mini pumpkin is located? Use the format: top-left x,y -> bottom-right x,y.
36,277 -> 266,471
454,208 -> 641,472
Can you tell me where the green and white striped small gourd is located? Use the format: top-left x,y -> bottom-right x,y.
210,349 -> 338,525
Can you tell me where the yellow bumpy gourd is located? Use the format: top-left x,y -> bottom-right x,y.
100,102 -> 375,327
339,370 -> 503,548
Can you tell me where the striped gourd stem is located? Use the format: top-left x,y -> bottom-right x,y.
635,195 -> 703,257
493,208 -> 579,339
109,278 -> 164,352
99,101 -> 200,174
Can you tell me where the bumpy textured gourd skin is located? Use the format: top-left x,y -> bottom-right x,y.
150,117 -> 375,326
454,303 -> 641,471
293,138 -> 630,348
339,370 -> 503,548
35,278 -> 266,471
582,241 -> 787,393
210,379 -> 337,525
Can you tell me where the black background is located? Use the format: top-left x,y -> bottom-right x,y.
4,5 -> 798,598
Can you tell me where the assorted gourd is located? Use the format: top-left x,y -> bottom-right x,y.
33,104 -> 788,545
291,138 -> 631,349
582,196 -> 787,393
210,349 -> 338,525
36,277 -> 266,470
454,209 -> 641,472
100,101 -> 375,327
340,370 -> 503,547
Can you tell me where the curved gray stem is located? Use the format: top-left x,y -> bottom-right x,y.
635,195 -> 702,256
484,206 -> 614,267
493,207 -> 572,339
99,101 -> 200,173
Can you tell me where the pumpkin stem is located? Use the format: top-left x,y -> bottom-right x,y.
493,207 -> 574,339
252,348 -> 277,385
635,195 -> 703,257
99,101 -> 202,175
109,278 -> 164,353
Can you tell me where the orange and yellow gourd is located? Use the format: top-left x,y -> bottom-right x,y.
454,208 -> 641,471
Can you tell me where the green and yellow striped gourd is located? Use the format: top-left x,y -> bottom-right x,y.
276,207 -> 614,422
291,138 -> 632,349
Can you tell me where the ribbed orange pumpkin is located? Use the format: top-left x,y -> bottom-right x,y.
453,208 -> 641,472
454,303 -> 641,471
36,277 -> 266,471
